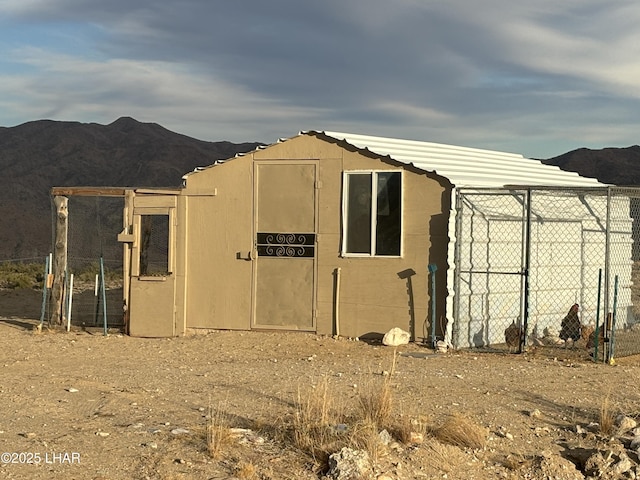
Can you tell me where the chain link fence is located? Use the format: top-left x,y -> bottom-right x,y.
453,187 -> 640,360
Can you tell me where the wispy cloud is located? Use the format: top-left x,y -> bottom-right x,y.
1,0 -> 639,157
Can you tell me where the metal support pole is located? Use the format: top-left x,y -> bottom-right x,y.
428,263 -> 438,348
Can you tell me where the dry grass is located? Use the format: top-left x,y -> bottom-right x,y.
235,461 -> 258,479
599,392 -> 615,436
433,413 -> 487,450
292,377 -> 344,462
422,437 -> 469,473
356,375 -> 393,428
348,419 -> 384,464
206,400 -> 234,459
393,413 -> 430,445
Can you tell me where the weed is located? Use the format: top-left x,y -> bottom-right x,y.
433,413 -> 487,450
235,461 -> 258,479
599,392 -> 615,436
206,400 -> 233,459
292,377 -> 344,463
356,375 -> 393,429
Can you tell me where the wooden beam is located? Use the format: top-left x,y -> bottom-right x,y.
50,187 -> 129,197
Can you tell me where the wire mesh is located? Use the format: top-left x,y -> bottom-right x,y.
454,187 -> 640,360
64,195 -> 125,329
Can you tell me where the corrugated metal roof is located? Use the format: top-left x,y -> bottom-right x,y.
311,131 -> 605,188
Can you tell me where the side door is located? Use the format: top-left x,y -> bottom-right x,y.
128,194 -> 177,337
253,162 -> 317,330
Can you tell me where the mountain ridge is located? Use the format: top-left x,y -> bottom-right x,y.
0,117 -> 262,260
2,117 -> 638,261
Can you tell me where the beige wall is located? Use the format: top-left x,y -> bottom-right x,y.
173,134 -> 450,340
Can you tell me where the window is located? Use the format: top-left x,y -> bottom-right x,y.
342,171 -> 402,256
139,214 -> 170,275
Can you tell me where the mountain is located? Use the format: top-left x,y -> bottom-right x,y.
2,117 -> 639,264
542,145 -> 640,185
0,117 -> 262,261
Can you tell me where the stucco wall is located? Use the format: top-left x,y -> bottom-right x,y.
178,134 -> 450,340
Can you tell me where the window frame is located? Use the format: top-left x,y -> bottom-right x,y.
341,169 -> 404,258
131,207 -> 175,277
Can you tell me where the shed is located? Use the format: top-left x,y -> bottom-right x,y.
77,131 -> 631,348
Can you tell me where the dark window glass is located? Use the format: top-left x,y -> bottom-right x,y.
140,214 -> 169,275
346,174 -> 372,254
345,172 -> 402,256
375,172 -> 402,256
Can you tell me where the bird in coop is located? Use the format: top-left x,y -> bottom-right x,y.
586,324 -> 605,349
559,303 -> 581,343
504,321 -> 522,352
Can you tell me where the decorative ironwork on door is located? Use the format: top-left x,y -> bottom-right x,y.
256,232 -> 315,257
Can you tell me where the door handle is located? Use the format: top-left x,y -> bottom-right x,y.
236,251 -> 253,261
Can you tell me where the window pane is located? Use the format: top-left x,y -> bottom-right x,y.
140,214 -> 169,275
375,172 -> 401,256
346,174 -> 372,254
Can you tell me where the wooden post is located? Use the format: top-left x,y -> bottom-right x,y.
51,196 -> 69,326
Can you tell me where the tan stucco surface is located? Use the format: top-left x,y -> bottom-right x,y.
127,134 -> 450,340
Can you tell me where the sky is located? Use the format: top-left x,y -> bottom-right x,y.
1,0 -> 639,159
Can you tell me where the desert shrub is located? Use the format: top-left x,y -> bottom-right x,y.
433,413 -> 487,450
0,262 -> 44,289
356,375 -> 393,429
72,262 -> 122,287
292,377 -> 345,463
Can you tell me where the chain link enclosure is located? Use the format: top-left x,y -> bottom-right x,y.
453,187 -> 640,360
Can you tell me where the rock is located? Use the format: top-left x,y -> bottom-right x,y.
326,448 -> 371,480
630,435 -> 640,450
616,415 -> 637,433
95,431 -> 110,437
613,455 -> 633,475
382,327 -> 410,347
378,429 -> 392,445
529,409 -> 541,418
66,387 -> 79,393
170,428 -> 190,435
408,431 -> 424,444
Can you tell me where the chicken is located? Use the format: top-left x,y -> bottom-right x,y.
559,304 -> 581,342
586,324 -> 605,349
504,321 -> 522,353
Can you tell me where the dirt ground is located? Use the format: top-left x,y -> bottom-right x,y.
2,289 -> 640,480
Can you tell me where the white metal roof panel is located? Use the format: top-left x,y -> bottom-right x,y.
314,131 -> 605,188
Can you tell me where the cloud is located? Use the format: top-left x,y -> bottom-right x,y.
1,0 -> 640,157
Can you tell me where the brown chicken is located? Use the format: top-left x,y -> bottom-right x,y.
504,321 -> 522,352
560,304 -> 581,342
585,324 -> 605,349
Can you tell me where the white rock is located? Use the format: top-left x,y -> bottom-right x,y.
66,388 -> 79,393
614,456 -> 633,475
382,327 -> 410,347
170,428 -> 190,435
95,431 -> 110,437
327,448 -> 371,480
378,429 -> 392,445
616,415 -> 637,433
